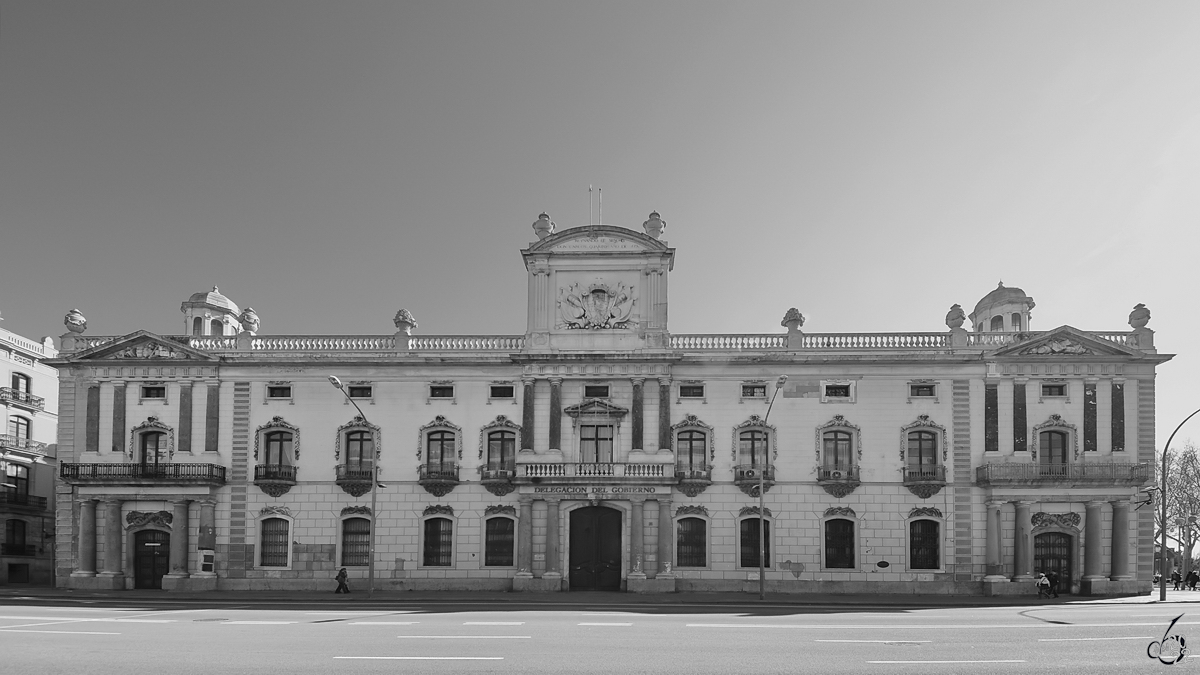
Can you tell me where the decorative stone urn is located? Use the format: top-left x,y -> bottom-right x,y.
532,213 -> 555,240
945,304 -> 966,329
64,309 -> 87,334
1128,303 -> 1150,329
393,308 -> 418,335
239,307 -> 260,334
642,211 -> 666,239
781,308 -> 804,332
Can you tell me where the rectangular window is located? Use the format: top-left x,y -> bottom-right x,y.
1084,383 -> 1097,452
1042,383 -> 1066,397
266,385 -> 291,399
821,380 -> 857,403
429,385 -> 454,398
484,518 -> 515,567
1111,382 -> 1125,451
141,385 -> 166,399
679,384 -> 705,399
5,464 -> 29,499
1014,382 -> 1028,452
741,384 -> 767,398
824,385 -> 850,398
348,385 -> 372,399
5,519 -> 27,549
260,518 -> 290,567
824,519 -> 855,569
423,518 -> 453,566
909,520 -> 940,570
984,384 -> 998,452
580,425 -> 614,463
584,385 -> 610,398
677,518 -> 707,568
739,519 -> 770,568
340,518 -> 371,566
489,385 -> 515,399
909,384 -> 936,398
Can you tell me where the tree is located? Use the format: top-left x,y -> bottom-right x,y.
1155,442 -> 1200,578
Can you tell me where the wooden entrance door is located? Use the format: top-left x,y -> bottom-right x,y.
134,530 -> 170,589
569,506 -> 622,591
1034,532 -> 1072,594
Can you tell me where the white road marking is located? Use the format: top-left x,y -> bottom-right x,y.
1039,636 -> 1154,642
306,611 -> 394,615
579,622 -> 633,626
868,661 -> 1026,664
223,621 -> 298,625
336,657 -> 503,660
464,621 -> 525,625
0,629 -> 120,635
581,612 -> 634,615
688,622 -> 1200,629
395,635 -> 531,639
351,621 -> 420,625
0,615 -> 173,623
817,640 -> 932,643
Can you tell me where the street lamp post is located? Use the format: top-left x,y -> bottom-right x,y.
759,375 -> 788,601
1160,407 -> 1200,601
329,375 -> 381,598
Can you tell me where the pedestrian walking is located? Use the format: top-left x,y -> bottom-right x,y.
1047,570 -> 1060,598
334,567 -> 351,594
1173,570 -> 1182,590
1036,572 -> 1051,600
1188,569 -> 1198,591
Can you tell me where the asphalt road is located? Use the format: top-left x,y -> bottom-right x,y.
0,597 -> 1190,674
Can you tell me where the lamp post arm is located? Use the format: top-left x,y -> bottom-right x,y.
759,379 -> 786,602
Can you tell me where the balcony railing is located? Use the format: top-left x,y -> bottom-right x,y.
420,464 -> 461,482
733,464 -> 775,482
254,464 -> 297,482
480,462 -> 516,480
0,544 -> 37,556
336,465 -> 375,482
60,463 -> 226,485
817,466 -> 860,482
675,466 -> 712,481
0,434 -> 48,455
904,465 -> 947,483
976,462 -> 1152,486
0,387 -> 45,411
0,492 -> 48,509
520,463 -> 668,479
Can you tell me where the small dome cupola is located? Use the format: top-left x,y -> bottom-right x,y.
969,282 -> 1035,333
181,286 -> 243,336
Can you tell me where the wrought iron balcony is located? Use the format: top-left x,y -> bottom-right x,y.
419,463 -> 460,497
479,462 -> 516,497
60,462 -> 226,486
733,463 -> 775,497
0,434 -> 48,455
976,462 -> 1151,487
335,464 -> 376,498
0,491 -> 48,510
0,387 -> 45,411
0,544 -> 37,556
816,465 -> 861,498
675,465 -> 712,497
903,465 -> 946,498
254,464 -> 298,497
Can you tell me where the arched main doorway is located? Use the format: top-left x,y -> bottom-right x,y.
134,530 -> 170,589
1034,532 -> 1073,594
569,506 -> 622,591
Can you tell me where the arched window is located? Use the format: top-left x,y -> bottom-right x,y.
822,430 -> 852,470
192,317 -> 203,336
340,517 -> 371,566
1011,313 -> 1023,332
677,430 -> 707,471
7,416 -> 31,440
423,517 -> 453,566
909,519 -> 940,570
263,431 -> 292,466
427,430 -> 455,468
990,315 -> 1004,331
739,430 -> 768,466
210,319 -> 223,336
140,431 -> 165,467
824,518 -> 855,569
483,516 -> 515,567
486,430 -> 515,470
677,517 -> 707,568
907,431 -> 939,476
345,430 -> 374,470
259,517 -> 290,567
1040,430 -> 1069,475
739,517 -> 771,568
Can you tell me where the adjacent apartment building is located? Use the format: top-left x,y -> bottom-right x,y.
1,320 -> 58,585
48,215 -> 1170,595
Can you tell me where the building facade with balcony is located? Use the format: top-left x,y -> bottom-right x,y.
2,320 -> 59,585
48,216 -> 1170,595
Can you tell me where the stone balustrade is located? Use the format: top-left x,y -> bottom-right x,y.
976,462 -> 1151,486
520,463 -> 668,479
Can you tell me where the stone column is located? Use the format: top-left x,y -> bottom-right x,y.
73,499 -> 98,577
984,501 -> 1006,581
167,499 -> 190,578
99,498 -> 125,580
521,378 -> 536,452
658,377 -> 672,452
1110,499 -> 1131,580
631,378 -> 645,451
630,499 -> 646,579
1012,501 -> 1034,581
548,378 -> 563,453
544,499 -> 562,580
516,497 -> 533,576
656,499 -> 673,577
1084,501 -> 1105,581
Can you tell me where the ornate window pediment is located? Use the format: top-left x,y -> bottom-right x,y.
899,414 -> 948,462
824,506 -> 857,518
739,506 -> 773,518
478,415 -> 522,459
1031,511 -> 1081,532
423,504 -> 454,517
129,416 -> 174,460
676,505 -> 710,518
909,507 -> 943,519
731,415 -> 778,462
564,399 -> 629,421
417,415 -> 461,460
1031,413 -> 1079,460
334,415 -> 380,462
255,416 -> 300,461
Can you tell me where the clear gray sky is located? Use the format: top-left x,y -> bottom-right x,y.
2,1 -> 1198,442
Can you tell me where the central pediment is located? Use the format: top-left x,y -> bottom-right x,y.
564,398 -> 629,419
69,331 -> 219,362
524,225 -> 671,254
991,326 -> 1139,358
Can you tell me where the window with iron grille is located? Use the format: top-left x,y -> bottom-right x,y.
676,430 -> 707,470
824,384 -> 851,398
260,518 -> 290,567
484,517 -> 515,567
824,518 -> 855,569
341,517 -> 371,566
910,519 -> 940,570
677,517 -> 707,567
423,517 -> 453,566
739,518 -> 770,568
741,384 -> 767,398
580,425 -> 613,463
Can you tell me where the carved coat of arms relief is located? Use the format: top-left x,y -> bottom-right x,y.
557,282 -> 635,330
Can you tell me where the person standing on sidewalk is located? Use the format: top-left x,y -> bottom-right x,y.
1046,570 -> 1060,598
1172,569 -> 1182,590
1188,569 -> 1199,591
1036,572 -> 1051,600
334,568 -> 351,594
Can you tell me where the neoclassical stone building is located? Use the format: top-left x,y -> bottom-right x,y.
49,214 -> 1170,594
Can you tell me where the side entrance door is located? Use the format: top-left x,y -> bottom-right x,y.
1034,532 -> 1072,594
569,506 -> 622,591
134,530 -> 170,589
